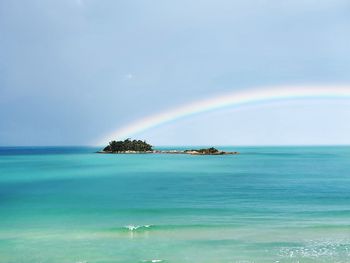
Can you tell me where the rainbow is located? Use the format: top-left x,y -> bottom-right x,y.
96,84 -> 350,145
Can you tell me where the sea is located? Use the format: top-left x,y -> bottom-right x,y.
0,146 -> 350,263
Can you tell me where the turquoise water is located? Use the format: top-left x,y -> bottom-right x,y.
1,146 -> 350,263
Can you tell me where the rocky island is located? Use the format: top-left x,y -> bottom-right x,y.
98,139 -> 239,155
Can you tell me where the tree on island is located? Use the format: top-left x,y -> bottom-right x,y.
103,139 -> 153,152
184,147 -> 220,154
197,147 -> 219,154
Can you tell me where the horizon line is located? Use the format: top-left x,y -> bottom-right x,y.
1,144 -> 350,148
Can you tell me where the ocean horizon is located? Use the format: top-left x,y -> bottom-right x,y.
1,146 -> 350,262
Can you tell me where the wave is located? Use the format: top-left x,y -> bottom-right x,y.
124,224 -> 153,231
105,223 -> 242,234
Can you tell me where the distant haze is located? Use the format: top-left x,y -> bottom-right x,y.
1,0 -> 350,146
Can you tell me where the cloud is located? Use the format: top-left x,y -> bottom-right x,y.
76,0 -> 84,6
126,73 -> 133,79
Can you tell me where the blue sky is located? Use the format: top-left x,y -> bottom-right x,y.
1,0 -> 350,146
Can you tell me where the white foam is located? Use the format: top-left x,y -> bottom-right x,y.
125,224 -> 152,231
279,239 -> 350,259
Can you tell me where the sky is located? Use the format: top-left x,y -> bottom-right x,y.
1,0 -> 350,146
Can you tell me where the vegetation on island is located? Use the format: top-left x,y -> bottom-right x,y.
99,140 -> 238,155
103,139 -> 153,152
185,147 -> 220,154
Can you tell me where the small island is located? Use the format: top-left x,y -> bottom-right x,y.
98,139 -> 239,155
101,139 -> 153,153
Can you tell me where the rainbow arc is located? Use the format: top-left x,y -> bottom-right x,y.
96,85 -> 350,145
